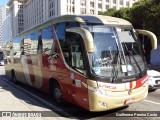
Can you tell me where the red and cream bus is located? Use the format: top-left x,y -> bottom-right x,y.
4,15 -> 157,111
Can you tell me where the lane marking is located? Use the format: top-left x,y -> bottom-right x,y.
144,100 -> 160,106
0,76 -> 74,118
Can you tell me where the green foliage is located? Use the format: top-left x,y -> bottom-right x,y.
99,8 -> 117,16
99,8 -> 131,21
131,0 -> 160,39
114,8 -> 131,21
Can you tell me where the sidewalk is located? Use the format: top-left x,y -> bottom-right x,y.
0,66 -> 69,120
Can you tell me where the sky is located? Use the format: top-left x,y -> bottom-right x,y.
0,0 -> 9,6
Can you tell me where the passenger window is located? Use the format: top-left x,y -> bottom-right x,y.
56,22 -> 80,64
68,33 -> 85,71
24,31 -> 38,55
56,22 -> 67,51
42,26 -> 54,55
3,41 -> 12,64
13,37 -> 21,57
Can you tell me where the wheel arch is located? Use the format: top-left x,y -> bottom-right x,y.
49,77 -> 61,95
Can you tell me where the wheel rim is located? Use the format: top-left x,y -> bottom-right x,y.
54,87 -> 62,102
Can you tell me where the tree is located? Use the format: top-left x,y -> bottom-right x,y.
99,8 -> 117,16
130,0 -> 160,39
114,8 -> 131,21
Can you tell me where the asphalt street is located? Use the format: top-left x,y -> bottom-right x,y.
0,66 -> 160,120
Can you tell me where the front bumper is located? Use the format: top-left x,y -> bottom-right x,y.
149,78 -> 160,90
88,85 -> 148,112
149,84 -> 160,89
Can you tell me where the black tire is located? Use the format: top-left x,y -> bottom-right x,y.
149,88 -> 157,92
51,82 -> 64,105
11,71 -> 17,84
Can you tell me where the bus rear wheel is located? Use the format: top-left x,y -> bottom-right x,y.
51,82 -> 64,105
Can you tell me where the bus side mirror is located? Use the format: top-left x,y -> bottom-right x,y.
136,29 -> 157,49
66,27 -> 94,53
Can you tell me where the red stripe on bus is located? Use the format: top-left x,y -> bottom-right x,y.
135,75 -> 148,88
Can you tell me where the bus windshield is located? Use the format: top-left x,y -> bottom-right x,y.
85,25 -> 145,79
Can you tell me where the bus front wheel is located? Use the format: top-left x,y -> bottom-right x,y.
51,82 -> 64,105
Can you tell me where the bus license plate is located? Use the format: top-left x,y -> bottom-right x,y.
125,98 -> 135,105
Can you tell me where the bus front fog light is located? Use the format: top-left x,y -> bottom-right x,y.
98,101 -> 107,108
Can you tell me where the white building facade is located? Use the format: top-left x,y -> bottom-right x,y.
2,14 -> 12,43
5,0 -> 139,37
7,0 -> 26,36
0,6 -> 9,46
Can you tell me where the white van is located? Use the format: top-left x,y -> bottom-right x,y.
147,70 -> 160,91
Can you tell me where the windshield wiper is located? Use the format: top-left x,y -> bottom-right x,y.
111,52 -> 121,83
124,43 -> 142,77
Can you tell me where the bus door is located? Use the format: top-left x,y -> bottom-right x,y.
66,32 -> 89,109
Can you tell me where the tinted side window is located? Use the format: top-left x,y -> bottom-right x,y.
24,31 -> 38,55
56,22 -> 67,52
13,37 -> 21,57
68,33 -> 85,70
3,41 -> 12,59
3,41 -> 12,64
42,26 -> 54,55
56,22 -> 80,64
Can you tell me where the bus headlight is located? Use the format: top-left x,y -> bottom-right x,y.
94,88 -> 111,96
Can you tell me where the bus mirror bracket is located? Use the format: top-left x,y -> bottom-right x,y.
136,29 -> 157,49
66,27 -> 94,53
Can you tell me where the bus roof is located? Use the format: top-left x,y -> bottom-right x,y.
14,15 -> 132,38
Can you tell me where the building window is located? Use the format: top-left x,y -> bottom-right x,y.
98,3 -> 102,9
106,5 -> 109,9
90,2 -> 94,7
106,0 -> 109,2
80,8 -> 86,14
113,0 -> 116,4
120,0 -> 123,5
113,6 -> 116,9
90,9 -> 94,14
81,0 -> 86,6
126,1 -> 129,6
72,7 -> 75,13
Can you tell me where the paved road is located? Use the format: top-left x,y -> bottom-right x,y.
0,66 -> 160,120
